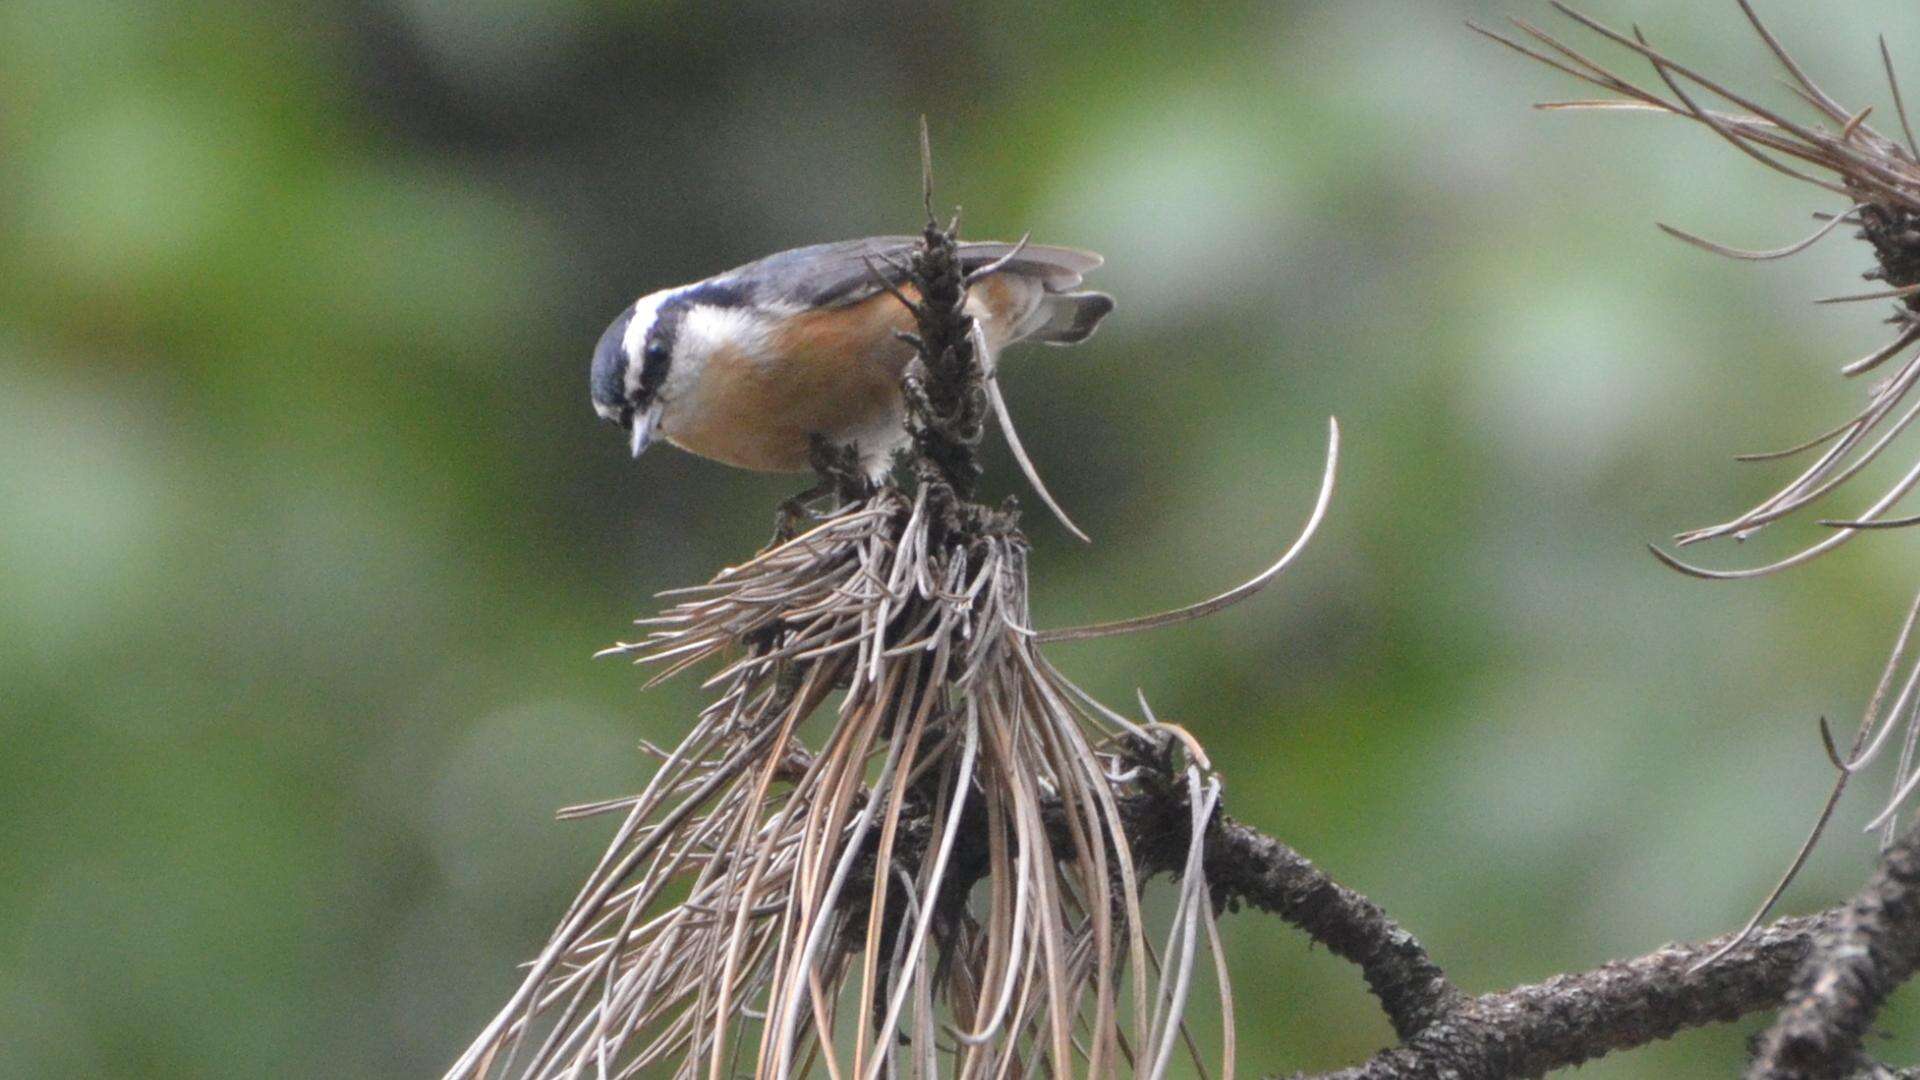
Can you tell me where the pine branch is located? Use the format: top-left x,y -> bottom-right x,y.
1204,817 -> 1463,1040
1104,744 -> 1920,1079
1750,818 -> 1920,1079
1112,754 -> 1461,1040
1289,911 -> 1832,1080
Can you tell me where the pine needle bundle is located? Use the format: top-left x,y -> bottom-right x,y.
447,174 -> 1337,1077
1478,0 -> 1920,955
1477,4 -> 1920,578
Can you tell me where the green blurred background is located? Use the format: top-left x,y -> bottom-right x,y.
9,1 -> 1920,1075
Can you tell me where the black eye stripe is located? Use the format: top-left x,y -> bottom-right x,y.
640,345 -> 670,393
626,280 -> 752,400
638,322 -> 675,394
642,302 -> 693,393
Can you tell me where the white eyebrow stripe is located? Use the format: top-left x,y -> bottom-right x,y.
621,291 -> 670,396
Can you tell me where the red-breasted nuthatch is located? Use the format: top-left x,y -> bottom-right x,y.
589,237 -> 1113,479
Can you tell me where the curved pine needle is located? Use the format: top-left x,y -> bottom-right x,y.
1815,282 -> 1920,305
1820,512 -> 1920,530
986,371 -> 1090,544
1201,897 -> 1235,1080
1689,716 -> 1857,974
1647,531 -> 1849,581
1735,413 -> 1860,462
977,323 -> 1091,544
1656,204 -> 1861,261
1850,634 -> 1920,776
1867,759 -> 1920,832
963,231 -> 1033,286
1035,416 -> 1339,643
1883,36 -> 1920,161
1841,327 -> 1920,377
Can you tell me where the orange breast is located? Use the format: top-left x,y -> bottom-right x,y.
665,290 -> 919,472
662,276 -> 1044,472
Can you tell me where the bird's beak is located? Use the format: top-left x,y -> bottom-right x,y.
630,399 -> 665,458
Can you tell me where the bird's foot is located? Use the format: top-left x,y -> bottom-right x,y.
807,435 -> 873,503
771,489 -> 826,545
769,436 -> 875,546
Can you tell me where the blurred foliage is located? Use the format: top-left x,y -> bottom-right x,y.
8,1 -> 1920,1075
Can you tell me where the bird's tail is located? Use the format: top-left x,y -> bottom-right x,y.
1027,290 -> 1115,345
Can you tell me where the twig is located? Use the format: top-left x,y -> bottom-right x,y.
1749,818 -> 1920,1079
858,768 -> 1903,1079
1290,911 -> 1835,1080
1196,817 -> 1461,1041
1035,418 -> 1338,644
898,124 -> 988,502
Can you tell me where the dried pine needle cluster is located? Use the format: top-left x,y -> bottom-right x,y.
1478,4 -> 1920,577
1479,1 -> 1920,942
447,492 -> 1223,1078
447,206 -> 1337,1077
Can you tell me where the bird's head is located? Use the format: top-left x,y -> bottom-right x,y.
590,290 -> 674,457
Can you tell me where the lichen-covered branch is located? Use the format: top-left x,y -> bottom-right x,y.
1750,819 -> 1920,1080
1081,743 -> 1920,1078
849,738 -> 1877,1079
1202,817 -> 1462,1040
1292,912 -> 1833,1080
837,735 -> 1457,1045
1114,776 -> 1909,1079
1112,763 -> 1460,1040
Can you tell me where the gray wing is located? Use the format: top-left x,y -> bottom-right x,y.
717,236 -> 1104,310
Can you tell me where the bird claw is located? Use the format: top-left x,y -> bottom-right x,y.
771,486 -> 831,545
769,437 -> 872,544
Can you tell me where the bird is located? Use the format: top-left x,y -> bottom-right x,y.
589,237 -> 1114,482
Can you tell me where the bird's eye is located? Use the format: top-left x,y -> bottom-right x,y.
638,340 -> 671,395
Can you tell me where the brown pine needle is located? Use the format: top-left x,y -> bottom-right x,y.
1484,3 -> 1920,910
447,464 -> 1302,1076
1656,205 -> 1860,261
1035,417 -> 1338,644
